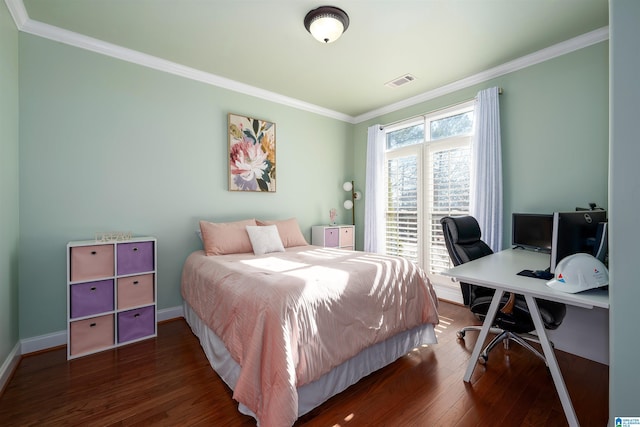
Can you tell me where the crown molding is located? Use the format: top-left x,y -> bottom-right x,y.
4,0 -> 28,28
7,0 -> 608,125
353,26 -> 609,123
5,0 -> 354,123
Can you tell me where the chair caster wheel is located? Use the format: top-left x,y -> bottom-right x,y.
478,354 -> 488,364
456,331 -> 465,339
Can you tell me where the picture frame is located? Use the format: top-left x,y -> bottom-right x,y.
228,113 -> 276,192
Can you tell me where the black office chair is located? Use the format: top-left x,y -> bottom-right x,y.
440,215 -> 566,364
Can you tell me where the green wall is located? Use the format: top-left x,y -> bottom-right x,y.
609,0 -> 640,421
18,34 -> 352,339
0,1 -> 20,365
13,24 -> 611,350
352,41 -> 609,249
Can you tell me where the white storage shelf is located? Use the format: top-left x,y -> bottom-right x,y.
311,225 -> 355,250
67,237 -> 157,359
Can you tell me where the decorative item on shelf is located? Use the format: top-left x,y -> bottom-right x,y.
343,181 -> 362,226
95,231 -> 133,243
304,6 -> 349,43
329,208 -> 337,225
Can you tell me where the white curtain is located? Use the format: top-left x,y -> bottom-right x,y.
470,87 -> 503,251
364,125 -> 385,253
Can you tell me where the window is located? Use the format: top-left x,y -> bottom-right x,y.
384,103 -> 474,291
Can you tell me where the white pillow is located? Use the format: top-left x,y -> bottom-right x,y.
246,225 -> 285,255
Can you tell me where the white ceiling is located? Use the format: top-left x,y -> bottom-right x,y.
11,0 -> 608,121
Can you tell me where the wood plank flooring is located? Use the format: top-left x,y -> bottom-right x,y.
0,301 -> 608,426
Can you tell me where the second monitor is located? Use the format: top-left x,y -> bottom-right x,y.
512,213 -> 553,253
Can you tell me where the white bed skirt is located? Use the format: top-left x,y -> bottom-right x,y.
183,301 -> 437,421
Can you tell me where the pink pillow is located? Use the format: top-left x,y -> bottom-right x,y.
199,219 -> 257,255
256,218 -> 308,248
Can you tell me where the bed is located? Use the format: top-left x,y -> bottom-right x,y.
180,218 -> 440,427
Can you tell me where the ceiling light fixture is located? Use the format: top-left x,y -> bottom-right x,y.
304,6 -> 350,44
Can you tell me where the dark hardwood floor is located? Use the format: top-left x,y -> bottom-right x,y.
0,301 -> 608,426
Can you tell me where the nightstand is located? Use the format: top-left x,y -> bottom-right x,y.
311,225 -> 355,250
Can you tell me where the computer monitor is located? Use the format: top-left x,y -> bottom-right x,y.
593,222 -> 608,264
550,210 -> 608,273
512,213 -> 553,253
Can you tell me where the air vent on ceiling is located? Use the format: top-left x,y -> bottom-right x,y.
385,73 -> 417,88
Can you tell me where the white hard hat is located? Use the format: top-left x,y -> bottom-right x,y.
546,253 -> 609,294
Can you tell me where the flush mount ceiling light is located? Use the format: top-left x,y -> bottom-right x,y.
304,6 -> 350,43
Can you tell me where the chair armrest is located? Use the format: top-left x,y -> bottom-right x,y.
500,292 -> 516,314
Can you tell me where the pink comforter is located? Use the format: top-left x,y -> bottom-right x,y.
181,246 -> 439,427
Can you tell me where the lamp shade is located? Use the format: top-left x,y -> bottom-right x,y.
304,6 -> 350,43
344,200 -> 354,210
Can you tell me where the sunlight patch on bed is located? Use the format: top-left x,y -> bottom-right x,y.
348,253 -> 414,297
240,256 -> 309,272
304,247 -> 352,260
287,265 -> 350,300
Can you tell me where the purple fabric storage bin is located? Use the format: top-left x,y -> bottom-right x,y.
324,228 -> 340,247
70,280 -> 114,318
117,241 -> 154,275
117,306 -> 155,343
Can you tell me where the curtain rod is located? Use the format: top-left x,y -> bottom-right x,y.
379,87 -> 503,131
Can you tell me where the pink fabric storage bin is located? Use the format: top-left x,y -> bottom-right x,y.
117,274 -> 154,309
340,227 -> 353,246
117,241 -> 154,275
117,306 -> 155,343
70,279 -> 114,318
70,244 -> 114,282
69,314 -> 114,356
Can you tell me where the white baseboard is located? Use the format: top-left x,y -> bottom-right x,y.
20,329 -> 67,354
0,341 -> 21,393
18,305 -> 184,356
433,283 -> 463,305
158,305 -> 184,322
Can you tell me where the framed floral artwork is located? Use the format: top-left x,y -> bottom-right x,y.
228,113 -> 276,192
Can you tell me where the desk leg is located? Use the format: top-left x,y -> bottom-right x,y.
463,289 -> 504,382
524,294 -> 579,427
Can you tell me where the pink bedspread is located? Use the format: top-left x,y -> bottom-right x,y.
181,246 -> 439,427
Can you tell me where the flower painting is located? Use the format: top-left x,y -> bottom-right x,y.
228,113 -> 276,192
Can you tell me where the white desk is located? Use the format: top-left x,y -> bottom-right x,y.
442,248 -> 609,427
